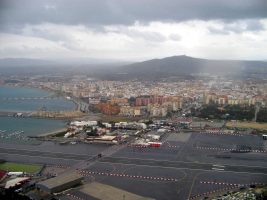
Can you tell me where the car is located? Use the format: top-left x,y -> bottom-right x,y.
15,188 -> 22,193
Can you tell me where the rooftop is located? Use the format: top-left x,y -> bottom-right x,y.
80,182 -> 155,200
37,171 -> 83,190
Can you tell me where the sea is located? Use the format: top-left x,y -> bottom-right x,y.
0,86 -> 76,144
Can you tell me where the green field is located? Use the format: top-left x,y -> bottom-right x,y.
0,162 -> 42,173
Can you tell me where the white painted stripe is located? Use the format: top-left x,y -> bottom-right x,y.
212,167 -> 225,171
213,164 -> 225,168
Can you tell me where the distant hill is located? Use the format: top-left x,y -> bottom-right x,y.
0,58 -> 56,67
1,56 -> 266,79
0,58 -> 128,76
0,58 -> 129,67
116,55 -> 267,80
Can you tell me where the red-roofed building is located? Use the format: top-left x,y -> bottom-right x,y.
0,170 -> 7,182
174,117 -> 193,125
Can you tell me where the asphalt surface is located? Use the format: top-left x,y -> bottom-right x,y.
0,147 -> 90,160
1,132 -> 267,199
99,156 -> 267,175
1,145 -> 267,175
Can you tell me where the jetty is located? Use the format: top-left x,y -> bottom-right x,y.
30,128 -> 68,138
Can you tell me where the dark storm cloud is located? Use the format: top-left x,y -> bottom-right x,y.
0,0 -> 267,29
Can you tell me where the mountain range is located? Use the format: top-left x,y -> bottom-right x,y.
0,56 -> 266,79
116,55 -> 267,80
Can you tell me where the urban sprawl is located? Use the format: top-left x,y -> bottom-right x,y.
1,75 -> 267,200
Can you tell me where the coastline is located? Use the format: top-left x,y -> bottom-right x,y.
0,83 -> 89,113
0,84 -> 79,116
0,85 -> 77,140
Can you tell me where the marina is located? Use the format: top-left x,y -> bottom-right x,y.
0,86 -> 76,112
0,86 -> 75,144
0,130 -> 29,141
0,116 -> 68,144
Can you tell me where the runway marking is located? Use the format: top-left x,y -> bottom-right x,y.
54,164 -> 70,169
164,142 -> 180,148
212,164 -> 225,171
66,193 -> 84,200
189,181 -> 267,199
213,164 -> 225,168
165,145 -> 179,148
200,181 -> 266,187
200,181 -> 239,186
127,143 -> 179,149
211,168 -> 224,171
77,169 -> 178,182
199,132 -> 243,137
196,146 -> 266,153
189,185 -> 239,200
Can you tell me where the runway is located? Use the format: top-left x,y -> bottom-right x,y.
99,156 -> 267,175
1,133 -> 267,200
0,147 -> 90,161
1,146 -> 267,175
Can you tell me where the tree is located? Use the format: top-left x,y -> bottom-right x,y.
86,128 -> 98,136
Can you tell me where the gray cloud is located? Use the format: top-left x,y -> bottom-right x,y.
106,27 -> 167,42
169,34 -> 181,41
208,20 -> 266,35
127,31 -> 167,42
0,0 -> 267,29
1,0 -> 267,61
208,27 -> 230,35
245,20 -> 265,31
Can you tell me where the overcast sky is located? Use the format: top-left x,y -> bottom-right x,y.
0,0 -> 267,61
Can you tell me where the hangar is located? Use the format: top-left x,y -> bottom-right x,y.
36,172 -> 83,194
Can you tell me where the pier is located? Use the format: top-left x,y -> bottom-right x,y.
31,128 -> 68,138
0,111 -> 31,117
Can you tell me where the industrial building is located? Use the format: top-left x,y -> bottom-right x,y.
36,172 -> 83,194
79,182 -> 155,200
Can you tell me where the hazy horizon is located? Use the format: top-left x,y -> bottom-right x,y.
0,54 -> 266,65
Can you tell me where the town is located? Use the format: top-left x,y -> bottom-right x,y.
0,74 -> 267,200
3,76 -> 267,120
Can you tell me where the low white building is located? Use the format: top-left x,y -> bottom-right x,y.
70,120 -> 98,127
115,122 -> 147,130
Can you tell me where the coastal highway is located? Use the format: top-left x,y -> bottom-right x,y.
1,147 -> 267,175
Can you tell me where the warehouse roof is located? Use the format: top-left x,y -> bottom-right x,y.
80,182 -> 154,200
37,171 -> 83,190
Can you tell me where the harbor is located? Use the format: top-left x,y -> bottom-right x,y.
0,130 -> 29,141
0,86 -> 84,144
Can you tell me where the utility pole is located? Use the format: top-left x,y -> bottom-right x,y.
254,102 -> 260,122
